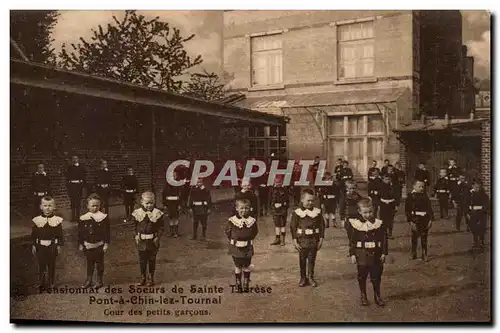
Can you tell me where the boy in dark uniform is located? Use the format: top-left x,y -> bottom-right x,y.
334,158 -> 344,182
433,169 -> 451,219
162,170 -> 182,238
394,162 -> 406,206
66,155 -> 86,222
405,180 -> 434,261
188,178 -> 212,241
256,168 -> 270,217
31,163 -> 51,216
311,156 -> 320,184
452,174 -> 470,231
367,160 -> 380,181
346,199 -> 387,306
121,166 -> 138,222
339,180 -> 364,233
31,196 -> 63,290
290,189 -> 324,287
95,159 -> 112,215
338,161 -> 354,192
447,159 -> 460,198
318,172 -> 338,228
269,175 -> 289,246
78,194 -> 110,288
368,169 -> 382,218
291,161 -> 303,206
466,180 -> 490,251
381,159 -> 392,176
234,179 -> 258,218
414,163 -> 430,192
234,161 -> 245,194
132,191 -> 164,286
225,198 -> 258,293
379,174 -> 397,239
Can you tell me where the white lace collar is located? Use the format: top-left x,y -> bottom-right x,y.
74,163 -> 80,167
349,218 -> 383,231
35,172 -> 47,176
32,215 -> 63,228
80,211 -> 107,222
229,215 -> 256,228
294,207 -> 321,218
132,208 -> 163,222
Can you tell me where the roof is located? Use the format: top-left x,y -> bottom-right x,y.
10,59 -> 287,126
228,87 -> 408,109
393,118 -> 487,133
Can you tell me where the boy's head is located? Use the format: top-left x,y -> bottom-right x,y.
449,159 -> 456,167
101,159 -> 108,169
395,162 -> 401,169
196,177 -> 204,187
342,160 -> 349,167
300,189 -> 315,209
382,174 -> 391,184
241,178 -> 252,191
418,163 -> 426,170
413,180 -> 425,193
439,169 -> 447,178
372,160 -> 377,167
235,199 -> 251,217
36,163 -> 45,173
337,158 -> 343,165
141,191 -> 156,211
127,166 -> 134,175
314,156 -> 320,163
357,199 -> 374,221
384,159 -> 390,166
72,155 -> 79,165
387,165 -> 395,174
345,180 -> 356,194
323,172 -> 332,180
458,174 -> 466,182
274,175 -> 283,187
40,196 -> 56,216
472,179 -> 482,192
372,169 -> 380,177
87,194 -> 101,214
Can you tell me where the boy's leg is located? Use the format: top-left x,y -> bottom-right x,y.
95,247 -> 105,288
456,205 -> 463,231
47,246 -> 57,288
357,264 -> 369,306
280,215 -> 287,246
271,216 -> 281,245
242,262 -> 252,293
388,207 -> 395,238
421,230 -> 429,261
373,201 -> 379,219
298,248 -> 308,287
36,248 -> 46,289
233,262 -> 243,293
307,248 -> 318,287
332,201 -> 338,227
411,230 -> 418,259
192,216 -> 199,240
82,249 -> 94,288
147,250 -> 157,286
137,250 -> 147,286
200,215 -> 208,240
370,260 -> 385,306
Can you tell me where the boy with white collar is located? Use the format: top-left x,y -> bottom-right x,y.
31,196 -> 64,291
78,194 -> 110,288
188,178 -> 212,241
234,179 -> 258,218
31,163 -> 51,216
346,199 -> 387,306
132,191 -> 164,286
225,198 -> 258,293
95,160 -> 112,215
290,189 -> 324,287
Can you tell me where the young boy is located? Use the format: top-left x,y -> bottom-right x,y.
381,159 -> 391,176
452,174 -> 470,231
225,198 -> 258,293
346,199 -> 387,306
368,169 -> 382,218
188,178 -> 212,241
367,160 -> 380,181
338,160 -> 354,192
31,196 -> 63,291
394,162 -> 406,207
414,163 -> 430,192
31,163 -> 51,216
163,170 -> 182,238
379,174 -> 397,239
256,169 -> 270,217
121,166 -> 138,222
78,194 -> 110,288
95,159 -> 112,215
318,172 -> 339,228
235,179 -> 258,218
269,175 -> 290,246
339,180 -> 365,238
132,191 -> 164,286
290,189 -> 324,287
433,169 -> 451,219
291,161 -> 303,207
405,180 -> 434,261
66,155 -> 86,222
466,180 -> 490,251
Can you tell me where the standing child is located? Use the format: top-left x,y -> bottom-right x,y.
466,180 -> 490,251
256,168 -> 270,217
78,194 -> 110,288
318,172 -> 339,228
394,162 -> 406,207
121,166 -> 138,222
31,196 -> 63,290
269,175 -> 290,246
346,199 -> 387,306
405,180 -> 434,261
379,174 -> 397,239
163,170 -> 182,238
234,179 -> 258,218
31,163 -> 51,216
433,169 -> 451,219
66,155 -> 86,222
188,178 -> 212,241
338,160 -> 354,193
339,180 -> 365,241
367,160 -> 380,181
368,169 -> 382,218
414,163 -> 430,193
95,159 -> 112,215
452,174 -> 470,231
225,198 -> 258,293
132,192 -> 164,286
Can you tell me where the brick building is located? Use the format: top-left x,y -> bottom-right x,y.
10,58 -> 285,219
222,10 -> 474,181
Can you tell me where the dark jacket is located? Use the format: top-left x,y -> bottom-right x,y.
132,207 -> 164,251
345,215 -> 388,266
270,186 -> 290,216
78,211 -> 110,246
188,186 -> 212,216
290,206 -> 325,249
224,214 -> 258,258
31,215 -> 64,248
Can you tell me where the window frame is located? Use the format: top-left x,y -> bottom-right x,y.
250,32 -> 284,90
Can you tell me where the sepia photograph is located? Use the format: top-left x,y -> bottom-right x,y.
9,9 -> 492,324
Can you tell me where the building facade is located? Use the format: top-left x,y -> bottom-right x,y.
223,10 -> 471,180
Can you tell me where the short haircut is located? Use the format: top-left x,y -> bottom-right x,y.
41,196 -> 55,204
141,191 -> 155,201
87,193 -> 101,203
337,158 -> 343,162
357,198 -> 372,209
382,174 -> 391,179
343,160 -> 349,165
372,160 -> 377,163
414,180 -> 425,186
126,165 -> 133,169
235,198 -> 251,206
345,180 -> 356,188
324,171 -> 331,177
384,159 -> 390,163
440,168 -> 447,172
301,188 -> 315,198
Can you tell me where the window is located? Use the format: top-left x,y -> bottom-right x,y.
248,140 -> 266,158
248,126 -> 265,138
247,125 -> 287,159
269,125 -> 286,137
251,34 -> 283,86
327,114 -> 384,178
337,21 -> 374,79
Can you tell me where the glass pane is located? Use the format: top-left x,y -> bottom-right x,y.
248,126 -> 265,137
338,24 -> 350,41
362,59 -> 374,77
270,140 -> 278,148
251,35 -> 282,52
329,117 -> 344,136
361,21 -> 374,38
347,138 -> 364,176
367,115 -> 384,133
367,137 -> 384,162
329,139 -> 345,161
348,116 -> 364,135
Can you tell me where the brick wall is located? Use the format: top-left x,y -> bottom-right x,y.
481,120 -> 491,194
282,107 -> 324,159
